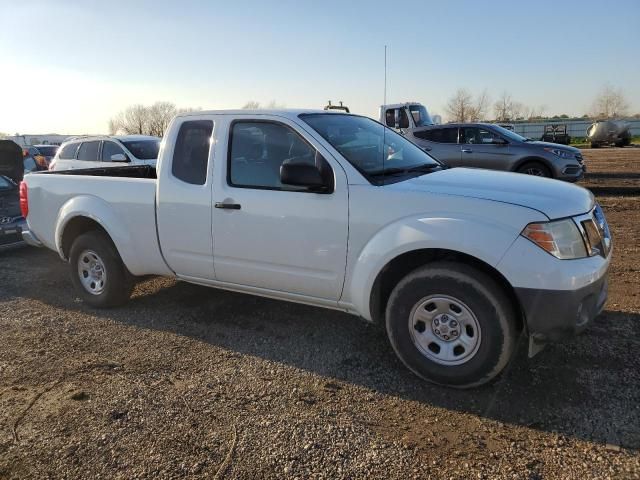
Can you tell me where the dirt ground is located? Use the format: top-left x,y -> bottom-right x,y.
0,148 -> 638,479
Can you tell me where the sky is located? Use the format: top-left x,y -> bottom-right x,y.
0,0 -> 638,134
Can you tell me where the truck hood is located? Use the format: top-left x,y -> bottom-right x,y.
393,167 -> 594,219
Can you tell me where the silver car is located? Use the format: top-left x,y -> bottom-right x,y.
407,123 -> 585,182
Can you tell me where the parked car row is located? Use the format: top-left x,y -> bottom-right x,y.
406,123 -> 585,182
379,103 -> 585,182
49,135 -> 160,171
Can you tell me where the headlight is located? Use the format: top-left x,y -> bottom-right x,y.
521,218 -> 587,259
543,147 -> 573,159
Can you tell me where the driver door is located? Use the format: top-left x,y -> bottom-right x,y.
212,116 -> 349,301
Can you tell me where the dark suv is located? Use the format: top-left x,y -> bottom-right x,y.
407,123 -> 584,182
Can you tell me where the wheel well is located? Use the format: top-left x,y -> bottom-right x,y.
512,157 -> 554,177
60,216 -> 110,259
369,248 -> 524,331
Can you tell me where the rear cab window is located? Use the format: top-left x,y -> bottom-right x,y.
172,120 -> 213,185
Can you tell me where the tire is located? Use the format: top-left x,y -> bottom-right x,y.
591,142 -> 600,149
385,261 -> 518,388
516,161 -> 551,178
69,230 -> 134,308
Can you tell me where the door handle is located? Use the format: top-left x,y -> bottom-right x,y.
462,148 -> 473,153
214,202 -> 241,210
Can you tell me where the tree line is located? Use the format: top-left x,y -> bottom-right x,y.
108,100 -> 286,137
108,102 -> 200,137
444,84 -> 632,123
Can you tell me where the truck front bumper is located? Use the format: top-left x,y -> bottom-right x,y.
497,234 -> 611,351
515,272 -> 608,343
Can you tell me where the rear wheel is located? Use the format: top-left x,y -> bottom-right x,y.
385,262 -> 518,388
517,161 -> 551,178
69,230 -> 133,308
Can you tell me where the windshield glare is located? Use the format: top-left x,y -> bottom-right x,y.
121,140 -> 160,159
409,105 -> 432,127
301,114 -> 440,183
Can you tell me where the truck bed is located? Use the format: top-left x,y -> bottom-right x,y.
24,167 -> 171,276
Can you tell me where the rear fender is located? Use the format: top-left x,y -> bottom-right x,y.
55,195 -> 134,267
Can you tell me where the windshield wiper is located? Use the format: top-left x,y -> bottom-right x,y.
369,164 -> 441,177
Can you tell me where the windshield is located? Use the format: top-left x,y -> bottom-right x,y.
35,146 -> 58,156
491,125 -> 528,142
300,114 -> 440,184
121,139 -> 160,159
409,105 -> 432,127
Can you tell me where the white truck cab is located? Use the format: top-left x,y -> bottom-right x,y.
20,109 -> 611,388
379,102 -> 433,132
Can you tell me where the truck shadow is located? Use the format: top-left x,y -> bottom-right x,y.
3,248 -> 639,450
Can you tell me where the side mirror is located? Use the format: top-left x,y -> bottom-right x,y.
280,162 -> 328,192
111,153 -> 129,162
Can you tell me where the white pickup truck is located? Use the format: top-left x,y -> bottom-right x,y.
20,109 -> 612,388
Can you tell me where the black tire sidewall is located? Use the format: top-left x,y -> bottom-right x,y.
69,231 -> 131,308
386,264 -> 516,388
517,161 -> 551,178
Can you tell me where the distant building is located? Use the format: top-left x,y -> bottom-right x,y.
1,134 -> 75,147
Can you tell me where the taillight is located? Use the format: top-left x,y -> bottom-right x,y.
19,182 -> 28,218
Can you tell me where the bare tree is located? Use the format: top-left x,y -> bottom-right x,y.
591,84 -> 629,119
109,102 -> 199,136
147,102 -> 177,137
511,101 -> 525,121
469,89 -> 490,122
445,89 -> 475,122
493,91 -> 513,122
242,101 -> 261,109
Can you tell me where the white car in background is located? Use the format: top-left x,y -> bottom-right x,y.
49,135 -> 160,171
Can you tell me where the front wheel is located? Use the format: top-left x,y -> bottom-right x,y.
69,230 -> 133,308
385,262 -> 518,388
516,161 -> 551,178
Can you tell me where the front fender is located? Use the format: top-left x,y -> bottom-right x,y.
55,194 -> 133,264
346,212 -> 543,321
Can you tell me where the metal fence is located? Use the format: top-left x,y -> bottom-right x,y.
510,119 -> 640,140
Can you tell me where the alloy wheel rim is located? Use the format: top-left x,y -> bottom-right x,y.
77,250 -> 107,295
408,294 -> 482,366
524,167 -> 545,176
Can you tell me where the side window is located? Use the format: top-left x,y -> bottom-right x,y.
385,109 -> 396,128
59,142 -> 80,160
101,141 -> 126,162
76,141 -> 100,161
398,108 -> 410,129
414,128 -> 458,143
460,127 -> 480,144
229,121 -> 329,191
477,128 -> 502,144
172,120 -> 213,185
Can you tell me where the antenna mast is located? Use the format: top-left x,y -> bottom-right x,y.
384,45 -> 387,106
